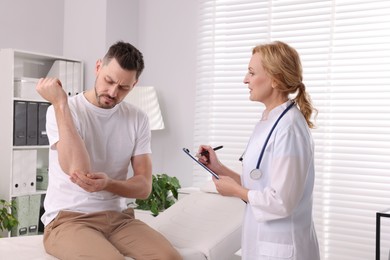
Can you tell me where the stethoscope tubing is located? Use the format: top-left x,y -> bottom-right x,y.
255,102 -> 295,169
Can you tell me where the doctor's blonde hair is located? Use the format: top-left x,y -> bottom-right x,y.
252,41 -> 317,129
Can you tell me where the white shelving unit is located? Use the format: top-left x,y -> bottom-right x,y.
0,49 -> 83,237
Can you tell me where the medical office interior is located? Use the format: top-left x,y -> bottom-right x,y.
0,0 -> 390,260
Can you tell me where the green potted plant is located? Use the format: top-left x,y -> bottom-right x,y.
136,173 -> 181,216
0,199 -> 18,237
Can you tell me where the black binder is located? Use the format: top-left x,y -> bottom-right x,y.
38,102 -> 50,145
26,102 -> 38,145
13,101 -> 27,146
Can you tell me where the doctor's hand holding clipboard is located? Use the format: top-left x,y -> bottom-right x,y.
195,145 -> 249,202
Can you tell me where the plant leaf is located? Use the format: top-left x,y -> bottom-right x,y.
134,173 -> 181,215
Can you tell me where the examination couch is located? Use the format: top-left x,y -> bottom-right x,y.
0,187 -> 245,260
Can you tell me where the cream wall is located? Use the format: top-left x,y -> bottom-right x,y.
0,0 -> 197,187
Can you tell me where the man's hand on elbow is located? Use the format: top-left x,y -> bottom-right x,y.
70,171 -> 109,193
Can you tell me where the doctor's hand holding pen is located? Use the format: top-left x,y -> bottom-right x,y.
196,145 -> 223,170
197,145 -> 249,201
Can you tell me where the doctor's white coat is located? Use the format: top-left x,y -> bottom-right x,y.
240,101 -> 320,260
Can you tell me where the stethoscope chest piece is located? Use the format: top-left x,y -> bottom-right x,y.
250,169 -> 263,180
246,102 -> 295,181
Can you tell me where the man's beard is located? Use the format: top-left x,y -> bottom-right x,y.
94,86 -> 117,109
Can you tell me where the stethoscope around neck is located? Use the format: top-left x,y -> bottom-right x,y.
240,102 -> 295,180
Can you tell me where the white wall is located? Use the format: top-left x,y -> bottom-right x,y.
0,0 -> 197,187
63,0 -> 140,90
138,0 -> 198,187
0,0 -> 64,55
106,0 -> 139,48
62,0 -> 107,89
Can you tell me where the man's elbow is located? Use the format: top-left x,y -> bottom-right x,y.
59,163 -> 89,177
59,160 -> 72,176
138,177 -> 152,199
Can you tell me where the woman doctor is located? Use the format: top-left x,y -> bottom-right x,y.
198,41 -> 320,260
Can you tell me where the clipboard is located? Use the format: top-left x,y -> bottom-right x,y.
183,148 -> 220,179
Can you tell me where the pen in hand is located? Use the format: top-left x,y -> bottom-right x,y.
200,145 -> 223,156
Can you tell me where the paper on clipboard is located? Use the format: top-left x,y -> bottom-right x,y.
183,148 -> 220,179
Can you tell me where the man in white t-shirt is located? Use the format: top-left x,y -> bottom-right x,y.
36,41 -> 181,260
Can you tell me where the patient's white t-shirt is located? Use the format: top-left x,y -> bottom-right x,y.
41,93 -> 151,226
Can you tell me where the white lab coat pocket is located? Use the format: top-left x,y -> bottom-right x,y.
257,241 -> 294,259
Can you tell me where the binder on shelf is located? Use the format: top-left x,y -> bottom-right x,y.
28,194 -> 41,235
11,196 -> 29,236
13,101 -> 27,146
12,150 -> 37,195
47,60 -> 75,96
73,62 -> 82,95
26,101 -> 38,145
38,102 -> 50,145
66,61 -> 74,96
36,167 -> 49,190
46,60 -> 67,83
11,195 -> 41,237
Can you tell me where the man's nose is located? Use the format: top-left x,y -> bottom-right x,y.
108,85 -> 119,97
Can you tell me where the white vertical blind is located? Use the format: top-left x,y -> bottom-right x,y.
194,1 -> 390,259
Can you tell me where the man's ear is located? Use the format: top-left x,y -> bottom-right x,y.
95,59 -> 102,75
130,80 -> 138,90
132,80 -> 138,88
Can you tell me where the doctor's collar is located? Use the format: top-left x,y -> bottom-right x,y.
261,100 -> 293,121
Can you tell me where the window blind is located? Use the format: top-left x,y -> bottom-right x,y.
194,0 -> 390,259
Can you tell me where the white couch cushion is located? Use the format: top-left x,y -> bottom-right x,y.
148,191 -> 245,260
0,235 -> 57,260
0,235 -> 205,260
0,192 -> 244,260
